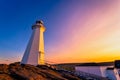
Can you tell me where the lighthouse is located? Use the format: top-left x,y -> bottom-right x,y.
21,20 -> 46,65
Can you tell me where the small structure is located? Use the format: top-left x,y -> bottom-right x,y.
75,62 -> 120,80
75,63 -> 112,77
21,20 -> 46,65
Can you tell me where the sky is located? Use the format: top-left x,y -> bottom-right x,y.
0,0 -> 120,64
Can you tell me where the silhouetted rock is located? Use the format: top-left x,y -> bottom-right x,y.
0,64 -> 9,74
0,62 -> 81,80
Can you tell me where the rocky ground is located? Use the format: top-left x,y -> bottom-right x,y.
0,62 -> 81,80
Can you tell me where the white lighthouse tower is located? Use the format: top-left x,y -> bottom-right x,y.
21,20 -> 46,65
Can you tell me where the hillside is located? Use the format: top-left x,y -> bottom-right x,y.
0,62 -> 81,80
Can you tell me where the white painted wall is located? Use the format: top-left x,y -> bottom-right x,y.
106,69 -> 120,80
75,66 -> 102,76
21,21 -> 46,65
75,66 -> 113,77
21,28 -> 40,65
100,66 -> 113,77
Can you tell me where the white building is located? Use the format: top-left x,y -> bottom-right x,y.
21,20 -> 46,65
75,63 -> 120,80
75,66 -> 110,77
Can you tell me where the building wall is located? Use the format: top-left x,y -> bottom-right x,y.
106,70 -> 117,80
106,69 -> 120,80
115,69 -> 120,80
21,28 -> 40,65
75,66 -> 102,76
75,66 -> 114,77
100,66 -> 113,77
21,21 -> 46,65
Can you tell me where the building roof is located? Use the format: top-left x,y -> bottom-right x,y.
76,62 -> 114,66
106,67 -> 114,70
77,63 -> 99,66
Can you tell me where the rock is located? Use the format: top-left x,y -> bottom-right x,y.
0,74 -> 14,80
0,64 -> 9,74
0,62 -> 81,80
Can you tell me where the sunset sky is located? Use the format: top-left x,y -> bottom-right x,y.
0,0 -> 120,64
